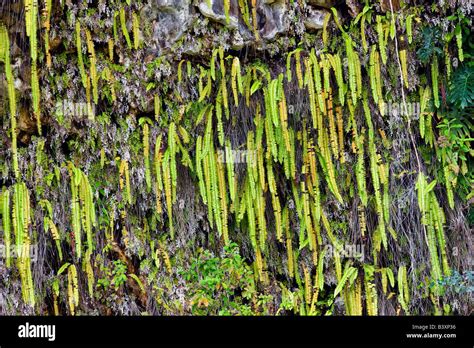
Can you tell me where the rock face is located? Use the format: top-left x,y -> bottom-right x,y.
304,7 -> 330,31
140,0 -> 192,52
257,0 -> 287,40
197,0 -> 240,29
196,0 -> 288,40
138,0 -> 333,54
306,0 -> 337,8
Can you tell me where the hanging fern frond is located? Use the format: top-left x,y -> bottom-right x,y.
369,46 -> 385,115
216,151 -> 229,244
238,0 -> 251,29
67,264 -> 79,315
334,263 -> 358,297
317,131 -> 343,203
355,132 -> 368,207
216,87 -> 225,146
76,22 -> 87,89
195,135 -> 207,205
162,149 -> 174,238
40,199 -> 63,262
376,15 -> 387,65
328,53 -> 345,106
305,58 -> 318,130
47,218 -> 63,261
344,35 -> 357,105
309,50 -> 325,114
327,92 -> 339,159
168,122 -> 178,200
68,164 -> 82,260
85,29 -> 98,107
399,48 -> 409,88
363,94 -> 387,250
108,38 -> 114,61
431,55 -> 440,109
323,12 -> 332,46
397,265 -> 409,313
119,159 -> 132,205
321,54 -> 330,93
12,182 -> 35,306
177,59 -> 185,83
416,172 -> 451,288
455,24 -> 464,62
140,118 -> 152,192
245,178 -> 258,250
0,25 -> 19,179
369,45 -> 379,106
132,12 -> 140,49
154,134 -> 164,213
68,164 -> 96,256
25,0 -> 41,133
225,140 -> 236,206
283,207 -> 294,278
301,181 -> 315,252
231,56 -> 243,106
335,107 -> 344,160
406,14 -> 413,44
1,189 -> 12,268
223,0 -> 230,24
42,0 -> 52,67
120,7 -> 132,49
83,250 -> 94,297
295,48 -> 304,89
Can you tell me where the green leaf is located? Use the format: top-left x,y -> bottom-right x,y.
58,262 -> 71,275
448,65 -> 474,109
334,266 -> 358,296
426,180 -> 437,193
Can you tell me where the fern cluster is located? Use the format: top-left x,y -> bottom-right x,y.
0,4 -> 470,316
25,0 -> 41,134
68,163 -> 97,260
0,25 -> 19,179
416,173 -> 450,301
11,182 -> 35,307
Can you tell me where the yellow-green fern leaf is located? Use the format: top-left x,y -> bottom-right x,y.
120,7 -> 132,49
132,12 -> 140,49
2,189 -> 12,268
376,15 -> 387,65
431,55 -> 440,109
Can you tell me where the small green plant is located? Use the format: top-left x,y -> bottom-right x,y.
437,109 -> 473,203
430,270 -> 473,296
182,243 -> 260,315
112,260 -> 128,287
448,64 -> 474,110
97,278 -> 110,290
417,27 -> 443,64
96,259 -> 128,291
